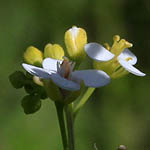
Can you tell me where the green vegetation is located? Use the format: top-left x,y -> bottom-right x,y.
0,0 -> 149,149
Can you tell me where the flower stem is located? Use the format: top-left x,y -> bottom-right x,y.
55,101 -> 68,150
73,87 -> 95,118
65,104 -> 75,150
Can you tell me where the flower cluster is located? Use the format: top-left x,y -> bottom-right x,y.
22,26 -> 112,92
9,26 -> 145,114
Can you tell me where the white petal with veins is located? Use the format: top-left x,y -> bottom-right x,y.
118,49 -> 137,65
118,59 -> 145,76
22,63 -> 52,79
42,58 -> 62,71
84,43 -> 115,61
71,70 -> 110,87
51,73 -> 80,91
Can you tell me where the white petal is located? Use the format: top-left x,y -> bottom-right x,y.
71,70 -> 110,87
118,49 -> 137,65
69,26 -> 79,38
84,43 -> 115,61
51,73 -> 80,91
42,58 -> 62,71
118,59 -> 145,76
22,63 -> 52,79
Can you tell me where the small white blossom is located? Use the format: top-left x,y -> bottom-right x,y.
22,58 -> 110,91
85,43 -> 145,76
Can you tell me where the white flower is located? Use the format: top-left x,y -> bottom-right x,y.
85,43 -> 145,76
22,58 -> 110,91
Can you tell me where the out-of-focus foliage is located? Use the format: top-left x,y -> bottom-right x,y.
0,0 -> 149,150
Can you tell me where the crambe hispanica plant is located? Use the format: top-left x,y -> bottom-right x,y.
9,26 -> 146,150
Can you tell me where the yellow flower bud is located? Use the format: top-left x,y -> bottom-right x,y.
64,26 -> 87,61
24,46 -> 43,66
44,43 -> 64,60
33,76 -> 44,86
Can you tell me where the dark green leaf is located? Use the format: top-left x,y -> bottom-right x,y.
21,95 -> 41,114
24,81 -> 38,94
9,71 -> 26,89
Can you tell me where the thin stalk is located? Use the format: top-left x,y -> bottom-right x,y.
55,101 -> 68,150
74,88 -> 95,118
65,104 -> 75,150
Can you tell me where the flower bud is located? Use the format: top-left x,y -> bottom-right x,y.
44,43 -> 64,60
24,46 -> 43,66
65,26 -> 87,61
33,76 -> 44,86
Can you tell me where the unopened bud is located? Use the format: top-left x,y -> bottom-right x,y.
44,43 -> 64,60
65,26 -> 87,61
24,46 -> 43,66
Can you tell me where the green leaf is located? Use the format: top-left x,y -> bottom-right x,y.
24,81 -> 38,94
38,87 -> 48,100
21,95 -> 41,114
24,80 -> 48,99
9,71 -> 26,89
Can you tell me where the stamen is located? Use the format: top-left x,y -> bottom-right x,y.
126,57 -> 132,61
58,57 -> 72,79
104,43 -> 111,51
111,35 -> 133,56
113,35 -> 120,42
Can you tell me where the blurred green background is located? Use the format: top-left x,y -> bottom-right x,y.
0,0 -> 150,149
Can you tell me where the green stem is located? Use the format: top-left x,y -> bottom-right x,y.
74,87 -> 95,118
65,104 -> 75,150
55,101 -> 68,150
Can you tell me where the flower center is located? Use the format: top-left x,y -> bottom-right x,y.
126,57 -> 132,62
57,57 -> 74,79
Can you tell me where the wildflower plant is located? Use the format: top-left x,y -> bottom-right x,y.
9,26 -> 145,150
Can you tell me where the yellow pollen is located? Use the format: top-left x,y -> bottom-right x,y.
125,41 -> 133,47
113,35 -> 120,42
126,57 -> 132,61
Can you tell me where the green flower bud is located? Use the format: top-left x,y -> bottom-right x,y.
21,95 -> 41,114
24,46 -> 43,66
65,26 -> 87,62
44,43 -> 64,60
9,71 -> 26,89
